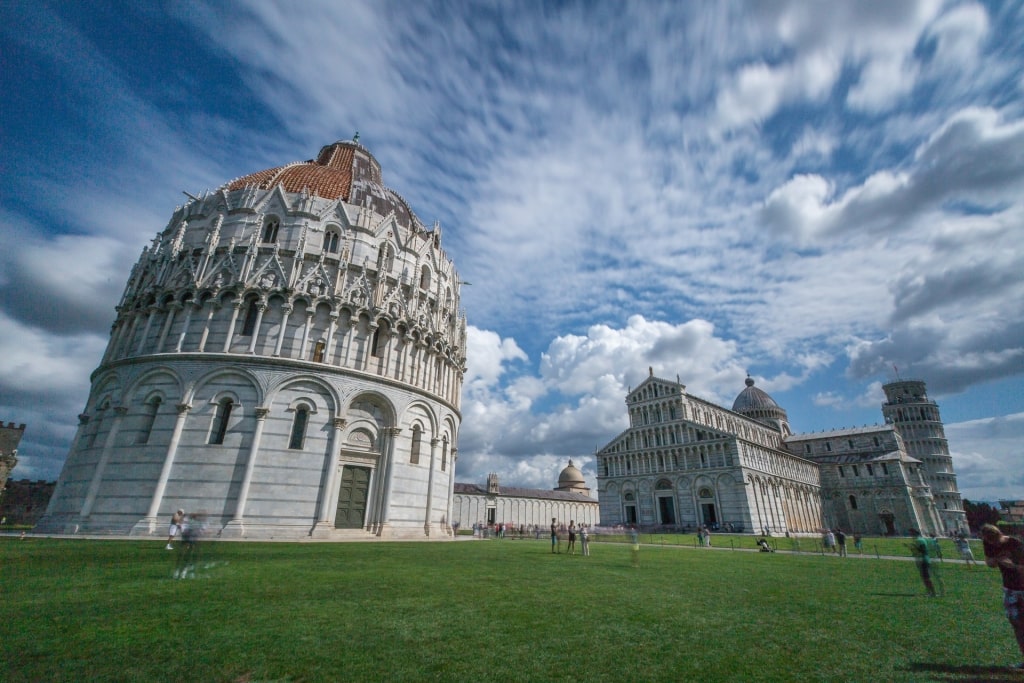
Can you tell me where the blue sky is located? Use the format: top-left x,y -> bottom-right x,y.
2,0 -> 1022,502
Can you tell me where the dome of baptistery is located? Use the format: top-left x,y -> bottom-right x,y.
558,459 -> 585,488
732,377 -> 790,435
37,139 -> 467,541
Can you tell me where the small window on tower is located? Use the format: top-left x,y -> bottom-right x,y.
289,407 -> 309,450
209,398 -> 233,445
137,397 -> 162,445
410,425 -> 422,464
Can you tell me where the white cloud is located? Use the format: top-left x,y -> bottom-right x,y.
947,413 -> 1024,502
846,53 -> 919,112
925,2 -> 989,68
714,52 -> 840,130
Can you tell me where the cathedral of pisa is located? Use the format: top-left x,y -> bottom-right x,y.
596,371 -> 966,537
36,139 -> 467,539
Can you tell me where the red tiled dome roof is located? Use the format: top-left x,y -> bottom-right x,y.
226,141 -> 421,229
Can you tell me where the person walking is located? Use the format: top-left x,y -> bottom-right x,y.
567,521 -> 577,555
980,524 -> 1024,668
580,525 -> 590,557
550,517 -> 560,554
955,532 -> 977,565
836,529 -> 848,557
909,528 -> 939,597
166,509 -> 185,550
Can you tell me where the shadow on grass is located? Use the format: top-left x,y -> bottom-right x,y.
868,592 -> 927,597
905,661 -> 1024,682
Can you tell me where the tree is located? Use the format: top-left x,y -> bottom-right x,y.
963,499 -> 1001,532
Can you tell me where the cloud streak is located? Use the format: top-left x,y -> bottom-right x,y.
2,1 -> 1022,501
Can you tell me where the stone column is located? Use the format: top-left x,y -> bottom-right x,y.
423,437 -> 438,536
157,303 -> 180,352
342,320 -> 358,366
445,448 -> 458,535
361,323 -> 378,372
311,417 -> 347,538
299,310 -> 314,358
373,427 -> 400,537
134,307 -> 157,356
324,313 -> 339,362
131,403 -> 191,536
222,407 -> 270,537
246,303 -> 267,354
174,303 -> 196,352
80,406 -> 129,518
197,301 -> 219,352
273,303 -> 293,357
222,299 -> 243,352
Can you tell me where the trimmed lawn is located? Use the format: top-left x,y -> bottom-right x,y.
0,536 -> 1017,682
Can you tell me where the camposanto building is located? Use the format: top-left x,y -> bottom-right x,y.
36,139 -> 467,539
452,461 -> 600,530
596,370 -> 966,537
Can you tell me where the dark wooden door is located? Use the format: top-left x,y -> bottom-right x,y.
334,466 -> 370,529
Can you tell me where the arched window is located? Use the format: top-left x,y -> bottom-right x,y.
371,323 -> 389,358
419,265 -> 431,290
377,243 -> 394,273
848,494 -> 858,510
324,228 -> 341,254
289,406 -> 309,450
209,398 -> 233,445
261,217 -> 280,243
137,396 -> 162,445
410,425 -> 422,464
241,298 -> 260,336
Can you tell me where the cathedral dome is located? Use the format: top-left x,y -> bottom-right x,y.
732,377 -> 790,435
226,139 -> 423,230
732,377 -> 780,412
558,459 -> 585,488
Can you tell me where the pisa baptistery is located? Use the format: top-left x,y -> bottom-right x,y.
37,139 -> 467,539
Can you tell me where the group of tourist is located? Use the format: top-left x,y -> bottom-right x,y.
549,518 -> 590,556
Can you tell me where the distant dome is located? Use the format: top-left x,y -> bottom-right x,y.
558,459 -> 585,487
732,377 -> 790,435
732,376 -> 781,412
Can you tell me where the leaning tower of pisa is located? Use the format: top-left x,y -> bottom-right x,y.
881,379 -> 966,534
36,139 -> 467,539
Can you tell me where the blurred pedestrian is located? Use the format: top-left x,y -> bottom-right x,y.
908,528 -> 939,597
980,524 -> 1024,668
166,509 -> 184,550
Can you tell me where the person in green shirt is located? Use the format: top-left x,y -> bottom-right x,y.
908,528 -> 938,597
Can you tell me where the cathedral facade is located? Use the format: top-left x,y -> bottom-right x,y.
36,140 -> 467,539
596,371 -> 966,537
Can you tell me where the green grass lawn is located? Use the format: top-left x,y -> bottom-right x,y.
1,536 -> 1018,682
